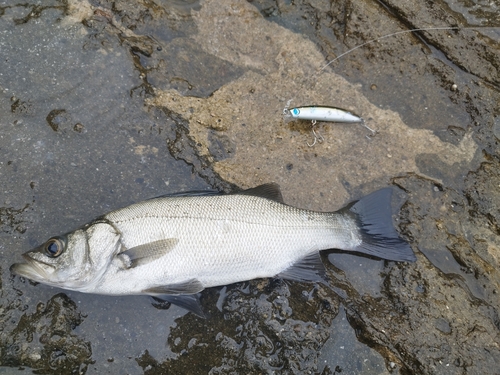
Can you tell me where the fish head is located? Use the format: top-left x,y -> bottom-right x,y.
10,221 -> 121,291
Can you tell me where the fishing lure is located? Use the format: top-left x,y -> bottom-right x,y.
283,104 -> 374,146
283,26 -> 496,146
286,106 -> 363,123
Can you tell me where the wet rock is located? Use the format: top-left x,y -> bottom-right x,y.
46,109 -> 71,132
493,117 -> 500,142
0,293 -> 92,374
435,318 -> 451,334
1,0 -> 499,373
465,162 -> 500,238
378,0 -> 500,85
0,204 -> 30,235
207,133 -> 235,162
10,97 -> 34,115
166,121 -> 236,192
73,123 -> 85,133
136,281 -> 339,374
149,0 -> 479,212
146,38 -> 245,97
354,172 -> 500,374
12,2 -> 67,25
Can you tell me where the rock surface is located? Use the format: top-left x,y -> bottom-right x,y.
0,0 -> 498,374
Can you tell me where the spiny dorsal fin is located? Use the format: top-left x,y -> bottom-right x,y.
153,190 -> 221,199
238,183 -> 284,203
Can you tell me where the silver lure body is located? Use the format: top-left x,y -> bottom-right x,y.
288,106 -> 363,123
11,184 -> 415,315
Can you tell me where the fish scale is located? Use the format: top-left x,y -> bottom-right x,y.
11,184 -> 416,316
102,195 -> 345,292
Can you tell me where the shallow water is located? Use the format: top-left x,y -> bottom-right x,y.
1,0 -> 499,374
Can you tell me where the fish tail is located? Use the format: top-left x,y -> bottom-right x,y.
340,188 -> 416,262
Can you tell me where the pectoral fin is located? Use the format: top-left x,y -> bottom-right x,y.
142,278 -> 204,295
118,238 -> 179,268
278,251 -> 327,283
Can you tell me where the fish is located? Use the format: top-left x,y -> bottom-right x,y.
287,106 -> 363,123
11,184 -> 415,317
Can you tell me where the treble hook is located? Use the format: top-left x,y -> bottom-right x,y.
360,120 -> 377,140
283,99 -> 293,116
307,120 -> 324,147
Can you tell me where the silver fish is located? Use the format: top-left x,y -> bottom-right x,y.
11,184 -> 415,316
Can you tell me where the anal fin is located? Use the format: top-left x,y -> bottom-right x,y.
277,251 -> 327,283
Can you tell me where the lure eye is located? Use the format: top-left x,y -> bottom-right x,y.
44,237 -> 65,258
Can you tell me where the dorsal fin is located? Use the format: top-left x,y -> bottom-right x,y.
238,183 -> 284,203
152,190 -> 222,199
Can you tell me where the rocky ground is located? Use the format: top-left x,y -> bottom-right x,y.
0,0 -> 498,374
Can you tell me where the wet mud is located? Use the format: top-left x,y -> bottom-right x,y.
1,0 -> 499,374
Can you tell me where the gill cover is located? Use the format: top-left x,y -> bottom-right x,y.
11,221 -> 122,291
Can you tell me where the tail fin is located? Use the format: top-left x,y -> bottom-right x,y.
341,188 -> 416,262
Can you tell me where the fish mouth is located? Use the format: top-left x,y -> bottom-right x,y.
10,253 -> 54,282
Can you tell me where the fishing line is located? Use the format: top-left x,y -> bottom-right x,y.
284,25 -> 499,145
320,26 -> 461,71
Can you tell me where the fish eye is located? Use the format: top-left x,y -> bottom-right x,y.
44,237 -> 65,258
